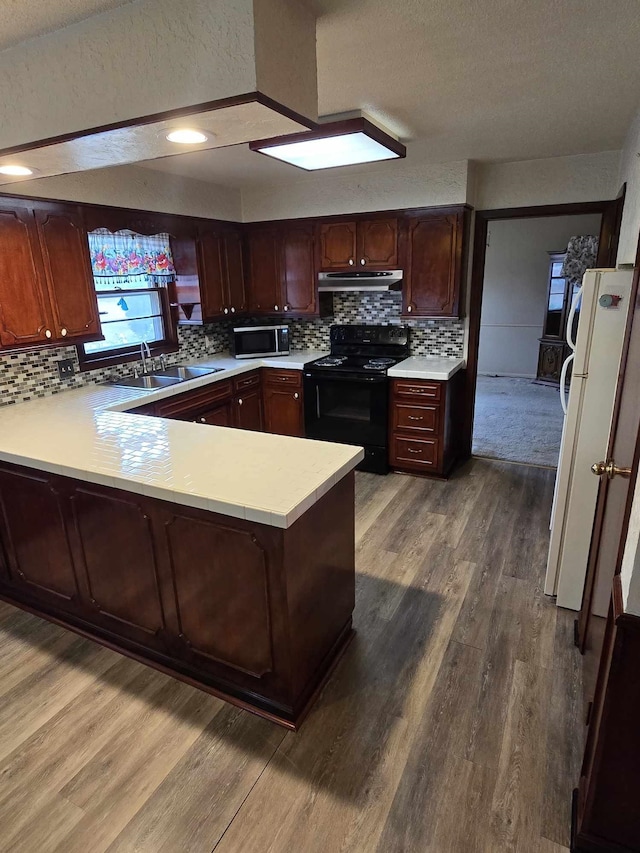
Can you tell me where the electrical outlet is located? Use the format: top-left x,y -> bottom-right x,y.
57,358 -> 75,380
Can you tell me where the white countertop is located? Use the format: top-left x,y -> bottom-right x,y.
388,356 -> 466,381
0,350 -> 367,529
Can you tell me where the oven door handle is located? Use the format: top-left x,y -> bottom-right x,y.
304,372 -> 388,383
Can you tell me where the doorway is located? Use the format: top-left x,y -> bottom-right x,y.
472,213 -> 603,466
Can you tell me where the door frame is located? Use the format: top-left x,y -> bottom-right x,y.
462,195 -> 625,458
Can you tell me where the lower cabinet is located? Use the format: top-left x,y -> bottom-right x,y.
262,370 -> 304,437
0,461 -> 356,728
389,372 -> 465,477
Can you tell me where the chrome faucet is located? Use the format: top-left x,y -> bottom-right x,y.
140,341 -> 151,374
159,353 -> 167,370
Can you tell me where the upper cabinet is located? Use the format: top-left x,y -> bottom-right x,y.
281,222 -> 316,316
196,226 -> 246,321
246,226 -> 282,314
403,209 -> 469,318
0,200 -> 102,350
246,222 -> 319,317
319,217 -> 398,270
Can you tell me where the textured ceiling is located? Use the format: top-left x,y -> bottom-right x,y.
3,0 -> 639,188
0,0 -> 135,51
141,0 -> 640,187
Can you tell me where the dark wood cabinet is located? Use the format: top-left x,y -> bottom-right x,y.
0,199 -> 101,350
0,467 -> 81,605
537,339 -> 570,384
195,401 -> 234,427
357,218 -> 398,268
0,461 -> 356,729
536,252 -> 576,385
319,221 -> 357,269
197,226 -> 247,322
0,205 -> 53,348
263,370 -> 304,437
403,210 -> 467,318
247,227 -> 281,313
319,218 -> 398,270
281,223 -> 316,315
34,206 -> 102,343
389,373 -> 464,477
234,389 -> 263,431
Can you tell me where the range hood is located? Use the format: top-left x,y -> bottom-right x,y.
318,270 -> 403,292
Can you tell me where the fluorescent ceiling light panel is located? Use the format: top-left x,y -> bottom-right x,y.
250,118 -> 405,171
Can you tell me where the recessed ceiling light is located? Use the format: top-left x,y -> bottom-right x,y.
165,128 -> 209,144
249,118 -> 405,171
0,164 -> 35,176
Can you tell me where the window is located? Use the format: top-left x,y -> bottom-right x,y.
78,230 -> 179,370
543,252 -> 568,338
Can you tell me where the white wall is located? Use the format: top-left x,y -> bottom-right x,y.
13,164 -> 242,222
478,213 -> 602,377
474,151 -> 620,210
616,105 -> 640,265
620,472 -> 640,617
241,158 -> 469,221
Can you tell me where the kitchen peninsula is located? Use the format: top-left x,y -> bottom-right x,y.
0,358 -> 362,729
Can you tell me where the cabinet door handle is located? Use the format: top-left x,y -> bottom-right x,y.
360,258 -> 366,265
284,304 -> 290,311
407,305 -> 412,313
199,417 -> 206,423
61,328 -> 67,337
223,308 -> 229,315
45,329 -> 52,339
274,304 -> 279,311
238,398 -> 243,405
230,307 -> 235,313
408,415 -> 423,421
294,392 -> 299,400
407,448 -> 421,454
348,259 -> 354,266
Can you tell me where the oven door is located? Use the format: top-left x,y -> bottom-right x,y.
303,371 -> 389,449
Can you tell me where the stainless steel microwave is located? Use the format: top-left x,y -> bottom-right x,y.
232,325 -> 290,359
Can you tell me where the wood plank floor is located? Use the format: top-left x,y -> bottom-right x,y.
0,459 -> 585,852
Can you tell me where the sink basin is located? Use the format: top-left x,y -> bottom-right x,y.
152,365 -> 224,381
109,374 -> 183,389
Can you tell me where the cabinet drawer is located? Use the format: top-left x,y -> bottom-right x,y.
391,436 -> 439,469
234,370 -> 261,393
393,379 -> 442,402
263,369 -> 302,389
393,403 -> 440,435
155,379 -> 233,419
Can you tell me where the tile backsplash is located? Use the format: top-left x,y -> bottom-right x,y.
1,292 -> 464,408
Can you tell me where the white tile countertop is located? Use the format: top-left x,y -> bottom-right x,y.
0,350 -> 366,529
387,356 -> 466,381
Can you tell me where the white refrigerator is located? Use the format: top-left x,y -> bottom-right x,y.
544,268 -> 633,610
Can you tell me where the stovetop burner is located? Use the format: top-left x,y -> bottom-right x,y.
365,358 -> 396,368
314,356 -> 348,367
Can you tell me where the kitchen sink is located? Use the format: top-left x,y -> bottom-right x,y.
109,374 -> 183,389
152,365 -> 223,381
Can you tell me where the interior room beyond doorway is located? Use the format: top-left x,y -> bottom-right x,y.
473,212 -> 603,467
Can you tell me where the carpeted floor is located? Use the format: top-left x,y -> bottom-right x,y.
472,375 -> 564,467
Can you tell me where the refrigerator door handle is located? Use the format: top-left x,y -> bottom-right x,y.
560,352 -> 574,415
566,285 -> 583,351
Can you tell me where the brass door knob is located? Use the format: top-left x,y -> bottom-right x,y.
591,459 -> 632,479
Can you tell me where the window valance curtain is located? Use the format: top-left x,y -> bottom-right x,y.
88,229 -> 176,277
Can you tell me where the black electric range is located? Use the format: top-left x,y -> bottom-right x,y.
303,325 -> 410,473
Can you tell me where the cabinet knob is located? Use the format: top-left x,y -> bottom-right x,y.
61,328 -> 67,337
348,259 -> 354,266
294,392 -> 299,400
45,329 -> 52,339
284,304 -> 290,311
199,417 -> 206,423
230,307 -> 235,313
223,308 -> 229,315
360,258 -> 366,265
238,398 -> 243,405
274,304 -> 279,311
407,305 -> 413,313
